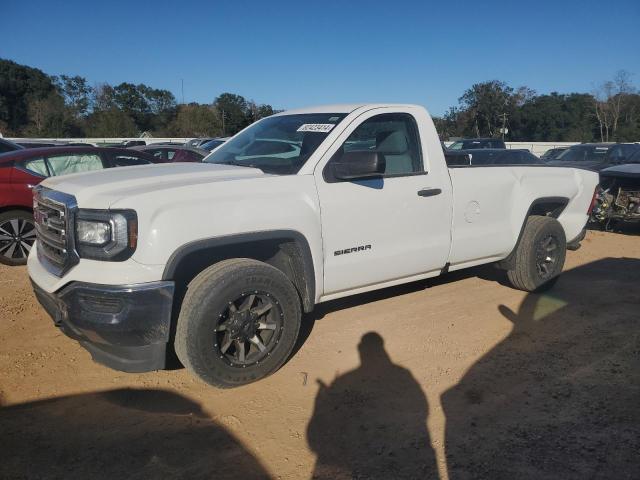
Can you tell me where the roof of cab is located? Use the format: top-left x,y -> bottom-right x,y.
273,103 -> 422,116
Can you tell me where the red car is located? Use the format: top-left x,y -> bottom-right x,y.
0,146 -> 159,266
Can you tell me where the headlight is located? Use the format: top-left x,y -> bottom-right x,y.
77,220 -> 111,245
75,209 -> 138,261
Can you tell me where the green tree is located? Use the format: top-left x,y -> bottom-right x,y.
458,80 -> 514,137
511,93 -> 597,142
0,58 -> 58,135
141,86 -> 176,133
614,92 -> 640,141
24,92 -> 69,137
85,108 -> 137,137
214,93 -> 250,135
54,75 -> 92,118
167,103 -> 222,137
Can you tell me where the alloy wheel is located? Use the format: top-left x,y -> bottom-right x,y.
214,291 -> 284,367
535,234 -> 559,279
0,218 -> 36,261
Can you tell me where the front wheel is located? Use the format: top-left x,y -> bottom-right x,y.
175,258 -> 302,388
0,210 -> 36,266
504,215 -> 567,292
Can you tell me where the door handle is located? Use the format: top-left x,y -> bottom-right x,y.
417,188 -> 442,197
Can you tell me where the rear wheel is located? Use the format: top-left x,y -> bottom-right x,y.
504,215 -> 567,292
0,210 -> 36,266
175,258 -> 302,388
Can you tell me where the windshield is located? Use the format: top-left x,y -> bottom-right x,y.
555,145 -> 611,162
205,113 -> 347,174
605,144 -> 640,163
627,149 -> 640,164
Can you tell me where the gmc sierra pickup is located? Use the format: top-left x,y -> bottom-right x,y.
28,104 -> 599,387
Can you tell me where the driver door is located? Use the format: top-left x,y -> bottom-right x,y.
314,107 -> 451,296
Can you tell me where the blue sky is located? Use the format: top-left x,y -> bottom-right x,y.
3,0 -> 639,115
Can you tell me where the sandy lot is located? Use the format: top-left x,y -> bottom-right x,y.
1,230 -> 639,479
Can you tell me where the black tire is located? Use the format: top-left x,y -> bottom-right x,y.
175,258 -> 302,388
505,215 -> 567,292
0,210 -> 36,266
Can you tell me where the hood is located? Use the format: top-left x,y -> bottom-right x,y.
41,162 -> 268,208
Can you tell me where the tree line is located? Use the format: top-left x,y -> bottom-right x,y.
1,58 -> 638,141
0,59 -> 275,138
434,72 -> 639,142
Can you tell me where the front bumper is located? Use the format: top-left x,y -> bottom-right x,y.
31,279 -> 174,373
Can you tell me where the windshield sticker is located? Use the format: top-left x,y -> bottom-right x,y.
297,123 -> 336,133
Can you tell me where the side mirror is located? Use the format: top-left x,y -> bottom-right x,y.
331,151 -> 385,180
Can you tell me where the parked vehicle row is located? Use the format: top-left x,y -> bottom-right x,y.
130,144 -> 209,162
540,147 -> 568,161
445,148 -> 542,166
199,138 -> 230,151
543,143 -> 640,171
447,137 -> 507,150
27,103 -> 598,388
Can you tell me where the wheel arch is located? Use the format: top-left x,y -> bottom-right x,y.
0,205 -> 33,215
498,197 -> 569,270
163,230 -> 316,314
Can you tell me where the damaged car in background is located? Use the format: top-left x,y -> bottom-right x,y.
591,157 -> 640,228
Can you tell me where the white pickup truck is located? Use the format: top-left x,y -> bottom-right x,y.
28,104 -> 598,387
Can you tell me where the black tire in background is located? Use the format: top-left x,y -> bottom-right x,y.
505,215 -> 567,292
175,258 -> 302,388
0,210 -> 36,266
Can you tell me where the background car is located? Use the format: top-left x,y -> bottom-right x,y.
447,138 -> 506,150
546,143 -> 615,170
626,148 -> 640,164
15,140 -> 71,149
121,140 -> 146,147
199,138 -> 230,151
605,143 -> 640,165
130,144 -> 209,162
540,147 -> 568,161
185,138 -> 217,148
0,146 -> 158,266
0,138 -> 25,155
445,148 -> 541,167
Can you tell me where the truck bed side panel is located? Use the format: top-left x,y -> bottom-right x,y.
447,166 -> 597,270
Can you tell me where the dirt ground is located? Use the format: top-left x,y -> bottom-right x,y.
1,230 -> 639,479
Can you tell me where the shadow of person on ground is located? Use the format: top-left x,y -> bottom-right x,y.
306,332 -> 439,479
0,388 -> 271,479
442,257 -> 640,479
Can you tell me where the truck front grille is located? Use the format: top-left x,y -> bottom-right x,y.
34,187 -> 79,276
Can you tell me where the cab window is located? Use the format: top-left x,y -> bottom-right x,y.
334,113 -> 423,176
